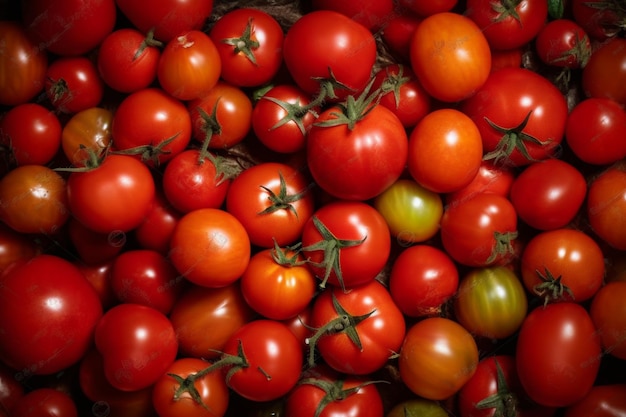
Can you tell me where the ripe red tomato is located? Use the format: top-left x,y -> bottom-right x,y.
564,384 -> 626,417
572,0 -> 625,40
409,12 -> 491,102
44,56 -> 105,114
587,162 -> 626,250
95,303 -> 178,392
399,0 -> 457,17
445,160 -> 515,209
312,0 -> 395,32
66,217 -> 125,266
516,302 -> 602,407
0,254 -> 103,376
9,388 -> 78,417
379,11 -> 422,61
133,189 -> 181,255
61,107 -> 113,167
0,362 -> 24,417
582,37 -> 626,106
590,281 -> 626,360
535,18 -> 592,69
0,223 -> 40,275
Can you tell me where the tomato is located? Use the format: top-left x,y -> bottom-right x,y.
0,362 -> 24,417
0,254 -> 102,376
572,0 -> 625,40
454,266 -> 528,339
115,0 -> 214,43
440,193 -> 518,267
399,0 -> 458,17
590,281 -> 626,360
587,162 -> 626,250
157,30 -> 221,101
0,164 -> 70,235
520,228 -> 605,305
169,208 -> 251,288
373,178 -> 443,244
111,87 -> 192,167
21,0 -> 116,56
399,317 -> 479,400
564,384 -> 626,417
465,0 -> 548,51
312,0 -> 395,32
535,19 -> 592,69
282,10 -> 377,100
97,28 -> 161,94
509,159 -> 587,231
44,56 -> 105,114
61,107 -> 113,167
306,99 -> 408,201
565,98 -> 626,165
516,302 -> 602,407
66,217 -> 125,266
66,154 -> 156,234
240,247 -> 316,320
209,8 -> 284,87
95,303 -> 178,392
9,388 -> 78,417
407,108 -> 483,194
409,12 -> 491,102
490,47 -> 523,73
152,358 -> 230,417
582,37 -> 626,106
380,11 -> 422,62
133,189 -> 181,255
445,160 -> 515,209
169,282 -> 255,360
0,223 -> 40,275
76,260 -> 117,310
0,21 -> 47,106
225,162 -> 315,248
300,201 -> 391,289
0,103 -> 62,166
461,67 -> 569,167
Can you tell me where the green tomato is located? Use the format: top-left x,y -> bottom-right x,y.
386,398 -> 450,417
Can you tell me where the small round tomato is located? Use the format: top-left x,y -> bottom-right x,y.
380,11 -> 422,61
387,398 -> 450,417
9,388 -> 78,417
61,107 -> 113,167
572,0 -> 625,40
587,162 -> 626,250
312,0 -> 395,31
582,37 -> 626,106
66,217 -> 125,266
590,281 -> 626,360
44,56 -> 105,114
399,0 -> 457,17
535,18 -> 592,68
564,384 -> 626,417
0,223 -> 40,275
445,160 -> 515,208
133,189 -> 181,255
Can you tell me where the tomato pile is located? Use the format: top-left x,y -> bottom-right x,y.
1,0 -> 626,416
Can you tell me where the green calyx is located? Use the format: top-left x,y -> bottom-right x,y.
257,171 -> 313,217
221,17 -> 261,66
533,267 -> 574,306
486,230 -> 518,265
476,359 -> 519,417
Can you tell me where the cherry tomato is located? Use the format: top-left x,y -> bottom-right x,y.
61,107 -> 113,167
590,281 -> 626,360
44,56 -> 105,114
572,0 -> 625,40
399,0 -> 458,17
445,160 -> 515,209
535,18 -> 592,69
564,384 -> 626,417
0,362 -> 24,417
582,37 -> 626,106
9,388 -> 78,417
587,162 -> 626,250
311,0 -> 395,31
133,189 -> 181,255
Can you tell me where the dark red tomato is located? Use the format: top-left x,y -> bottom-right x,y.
490,47 -> 523,72
309,279 -> 406,375
75,260 -> 117,310
461,67 -> 569,167
157,30 -> 221,101
0,103 -> 61,166
0,254 -> 102,375
282,10 -> 377,100
111,87 -> 192,167
97,28 -> 161,93
21,0 -> 116,56
311,0 -> 395,31
9,388 -> 78,417
133,189 -> 181,255
465,0 -> 548,50
110,249 -> 185,315
67,217 -> 126,266
564,384 -> 626,417
115,0 -> 214,43
535,19 -> 592,68
380,11 -> 422,62
226,162 -> 315,248
389,244 -> 459,318
209,8 -> 284,87
169,282 -> 255,360
572,0 -> 625,40
445,160 -> 515,209
61,107 -> 113,167
152,358 -> 230,417
590,281 -> 626,360
0,21 -> 47,106
399,0 -> 458,17
516,302 -> 602,407
45,56 -> 105,114
95,303 -> 178,392
0,223 -> 40,275
587,163 -> 626,250
306,102 -> 408,201
509,159 -> 587,230
0,362 -> 24,417
301,201 -> 391,290
66,154 -> 156,234
583,37 -> 626,107
440,193 -> 518,267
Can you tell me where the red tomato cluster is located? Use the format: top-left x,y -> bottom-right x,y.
1,0 -> 626,416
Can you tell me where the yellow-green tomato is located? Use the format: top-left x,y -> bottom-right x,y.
454,266 -> 528,339
374,178 -> 443,244
386,399 -> 449,417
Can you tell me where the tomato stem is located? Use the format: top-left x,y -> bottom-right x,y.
221,17 -> 260,66
475,359 -> 519,417
257,171 -> 313,217
134,28 -> 163,61
533,267 -> 575,306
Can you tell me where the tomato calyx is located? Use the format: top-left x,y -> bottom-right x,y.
304,292 -> 375,367
261,94 -> 319,136
46,77 -> 70,107
310,67 -> 357,104
134,28 -> 164,61
258,171 -> 312,217
475,359 -> 519,417
491,0 -> 524,24
378,65 -> 411,110
301,216 -> 367,290
221,17 -> 260,66
195,102 -> 223,149
533,267 -> 575,306
314,78 -> 380,131
271,240 -> 307,267
483,111 -> 553,166
487,230 -> 518,265
55,145 -> 108,172
111,132 -> 179,167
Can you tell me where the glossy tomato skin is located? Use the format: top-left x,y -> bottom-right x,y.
0,254 -> 103,376
95,303 -> 178,392
587,163 -> 626,250
572,0 -> 625,40
516,302 -> 602,407
0,223 -> 40,275
399,0 -> 458,17
582,37 -> 626,107
564,384 -> 626,417
590,281 -> 626,360
380,11 -> 422,62
312,0 -> 394,32
133,189 -> 181,255
535,19 -> 592,69
410,12 -> 491,102
445,160 -> 515,208
0,362 -> 24,417
9,388 -> 78,417
44,56 -> 105,114
61,107 -> 113,167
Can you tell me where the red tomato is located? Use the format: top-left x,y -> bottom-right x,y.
535,19 -> 592,68
564,384 -> 626,417
407,108 -> 483,193
0,254 -> 102,376
209,8 -> 284,87
516,302 -> 602,407
409,12 -> 491,102
0,21 -> 47,106
75,260 -> 117,310
225,162 -> 315,248
300,201 -> 391,290
0,223 -> 40,275
380,11 -> 422,62
95,303 -> 178,392
44,56 -> 105,114
399,317 -> 479,400
399,0 -> 458,17
590,281 -> 626,360
0,362 -> 24,417
157,30 -> 221,101
133,189 -> 181,255
490,47 -> 523,72
587,162 -> 626,250
9,388 -> 78,417
66,217 -> 125,266
445,160 -> 515,208
582,37 -> 626,106
311,0 -> 395,31
308,279 -> 406,375
572,0 -> 625,40
61,107 -> 113,167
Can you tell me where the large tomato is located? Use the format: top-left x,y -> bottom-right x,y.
534,18 -> 592,69
445,160 -> 515,209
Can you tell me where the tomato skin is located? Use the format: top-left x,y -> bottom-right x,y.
0,223 -> 40,275
590,281 -> 626,360
409,12 -> 491,102
0,254 -> 103,376
587,163 -> 626,250
572,0 -> 625,40
133,189 -> 181,255
535,19 -> 592,69
0,362 -> 24,417
44,56 -> 105,114
9,388 -> 78,417
380,11 -> 422,62
399,0 -> 458,17
312,0 -> 395,32
67,217 -> 125,266
582,37 -> 626,106
516,303 -> 602,407
445,160 -> 515,209
0,21 -> 47,106
61,107 -> 113,167
399,317 -> 479,400
564,384 -> 626,417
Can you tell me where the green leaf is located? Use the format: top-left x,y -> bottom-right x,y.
548,0 -> 565,19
